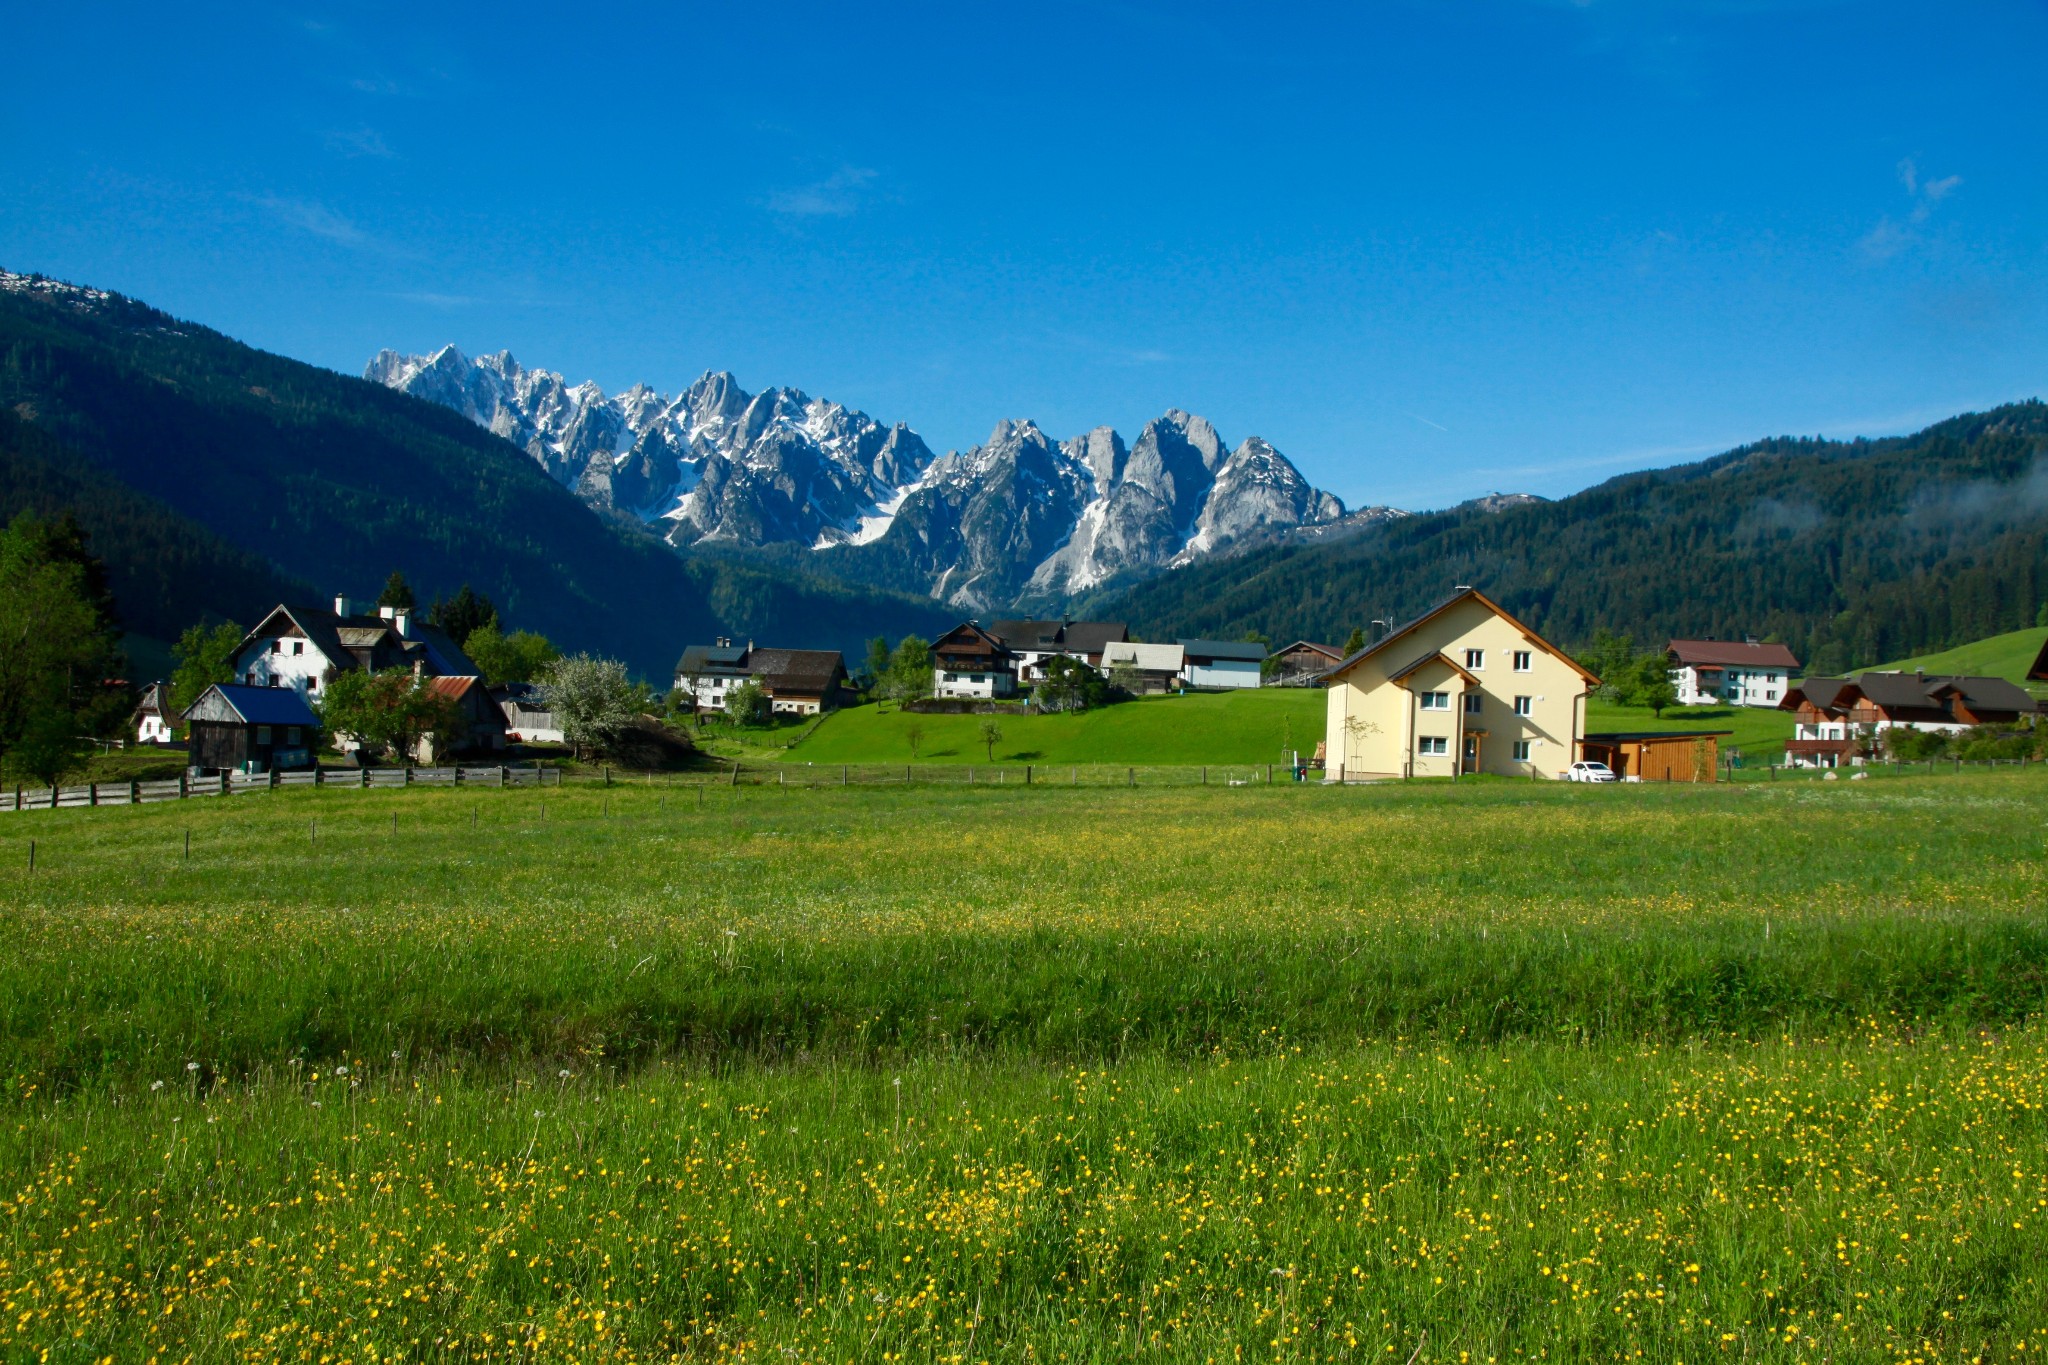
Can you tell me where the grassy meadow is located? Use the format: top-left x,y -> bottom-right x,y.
3,772 -> 2047,1360
783,687 -> 1327,765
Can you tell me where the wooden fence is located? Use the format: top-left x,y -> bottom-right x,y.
0,765 -> 559,813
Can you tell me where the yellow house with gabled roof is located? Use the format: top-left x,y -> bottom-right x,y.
1322,588 -> 1598,780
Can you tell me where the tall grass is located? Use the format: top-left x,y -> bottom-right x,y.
2,771 -> 2046,1359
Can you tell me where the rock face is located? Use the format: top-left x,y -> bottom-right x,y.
367,346 -> 1360,610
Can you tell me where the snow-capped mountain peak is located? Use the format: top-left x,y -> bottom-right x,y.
367,347 -> 1360,610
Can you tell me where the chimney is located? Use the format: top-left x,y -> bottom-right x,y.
334,594 -> 352,617
392,609 -> 411,638
1744,634 -> 1759,646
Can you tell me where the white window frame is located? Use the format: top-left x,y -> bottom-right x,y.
1513,650 -> 1532,672
1512,740 -> 1532,761
1417,735 -> 1447,756
1418,691 -> 1450,711
1513,695 -> 1532,716
1464,649 -> 1484,670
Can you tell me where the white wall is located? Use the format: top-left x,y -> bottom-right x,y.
935,670 -> 1013,699
1183,660 -> 1262,689
234,635 -> 331,697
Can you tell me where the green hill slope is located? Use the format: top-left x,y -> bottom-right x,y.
1867,625 -> 2048,686
1103,404 -> 2048,676
0,273 -> 949,676
789,688 -> 1326,766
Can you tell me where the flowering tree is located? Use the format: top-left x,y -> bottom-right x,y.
537,654 -> 638,760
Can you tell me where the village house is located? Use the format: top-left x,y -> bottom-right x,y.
1666,637 -> 1799,707
1780,671 -> 2039,767
183,683 -> 321,773
931,622 -> 1018,699
990,619 -> 1129,684
133,681 -> 176,745
673,639 -> 850,715
1272,641 -> 1344,685
231,596 -> 478,700
1178,639 -> 1267,689
425,675 -> 509,755
1321,588 -> 1597,780
1099,641 -> 1186,694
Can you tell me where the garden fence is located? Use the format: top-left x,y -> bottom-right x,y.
0,765 -> 560,813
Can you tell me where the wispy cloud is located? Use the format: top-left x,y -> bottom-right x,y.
1860,158 -> 1963,261
250,194 -> 367,246
326,125 -> 393,158
766,166 -> 880,218
387,291 -> 476,309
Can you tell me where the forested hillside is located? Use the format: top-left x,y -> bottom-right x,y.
0,276 -> 949,676
1106,403 -> 2048,674
0,407 -> 311,644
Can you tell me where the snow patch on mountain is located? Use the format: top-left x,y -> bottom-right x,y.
367,345 -> 1366,610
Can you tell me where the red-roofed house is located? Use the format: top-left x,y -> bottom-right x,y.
424,674 -> 509,757
1666,638 -> 1800,707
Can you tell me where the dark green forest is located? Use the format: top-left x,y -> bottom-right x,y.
0,278 -> 948,677
1103,403 -> 2048,672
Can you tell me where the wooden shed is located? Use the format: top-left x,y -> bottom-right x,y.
1580,730 -> 1731,783
184,684 -> 321,773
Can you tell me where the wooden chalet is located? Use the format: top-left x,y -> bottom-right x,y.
932,622 -> 1018,699
425,675 -> 510,756
1781,671 -> 2039,767
183,684 -> 320,773
1272,640 -> 1344,685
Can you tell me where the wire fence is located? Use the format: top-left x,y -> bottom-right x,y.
0,765 -> 559,813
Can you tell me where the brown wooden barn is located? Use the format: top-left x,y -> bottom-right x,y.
1580,730 -> 1731,782
183,684 -> 321,773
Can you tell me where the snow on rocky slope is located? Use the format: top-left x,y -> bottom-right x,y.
367,345 -> 1369,609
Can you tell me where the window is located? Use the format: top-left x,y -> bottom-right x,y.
1512,740 -> 1532,762
944,672 -> 959,682
256,726 -> 271,745
292,640 -> 304,656
287,727 -> 301,744
245,670 -> 257,684
1766,690 -> 1777,701
1464,649 -> 1484,670
1513,650 -> 1532,672
1418,691 -> 1450,710
1417,736 -> 1448,755
269,639 -> 281,654
1513,695 -> 1532,716
1463,693 -> 1484,715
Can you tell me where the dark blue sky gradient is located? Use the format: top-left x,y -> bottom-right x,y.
5,1 -> 2044,508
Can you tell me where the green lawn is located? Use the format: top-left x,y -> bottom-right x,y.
788,686 -> 1326,764
1868,624 -> 2048,687
1584,697 -> 1795,763
5,773 -> 2048,1359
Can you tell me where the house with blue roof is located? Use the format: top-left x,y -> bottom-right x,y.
183,683 -> 321,773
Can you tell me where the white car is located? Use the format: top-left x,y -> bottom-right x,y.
1566,761 -> 1618,783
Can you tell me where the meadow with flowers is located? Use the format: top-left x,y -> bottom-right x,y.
2,770 -> 2046,1361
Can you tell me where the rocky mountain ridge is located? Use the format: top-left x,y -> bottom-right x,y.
366,346 -> 1374,610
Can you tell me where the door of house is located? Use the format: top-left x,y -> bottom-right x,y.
1462,734 -> 1479,774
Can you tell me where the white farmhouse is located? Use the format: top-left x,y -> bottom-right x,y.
1666,638 -> 1800,708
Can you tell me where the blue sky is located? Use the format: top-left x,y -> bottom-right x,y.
5,1 -> 2045,510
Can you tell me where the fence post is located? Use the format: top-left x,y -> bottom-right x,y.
88,783 -> 97,807
1026,765 -> 1031,785
1128,767 -> 1134,787
129,780 -> 138,804
730,761 -> 740,787
906,765 -> 912,784
178,774 -> 187,799
1267,764 -> 1273,785
842,765 -> 848,786
605,766 -> 612,787
1202,766 -> 1207,785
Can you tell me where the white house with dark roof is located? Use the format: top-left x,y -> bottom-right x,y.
1666,638 -> 1800,707
1178,639 -> 1267,689
232,595 -> 480,700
